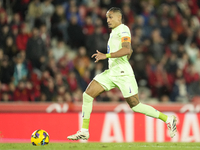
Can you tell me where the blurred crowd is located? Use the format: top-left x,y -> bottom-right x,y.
1,0 -> 200,103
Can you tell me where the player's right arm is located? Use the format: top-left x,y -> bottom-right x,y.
91,43 -> 132,63
91,38 -> 132,63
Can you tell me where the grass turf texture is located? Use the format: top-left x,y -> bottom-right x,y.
0,143 -> 200,150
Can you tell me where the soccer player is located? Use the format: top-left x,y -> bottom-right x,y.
67,7 -> 177,140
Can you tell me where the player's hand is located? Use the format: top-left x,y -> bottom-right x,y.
91,50 -> 107,63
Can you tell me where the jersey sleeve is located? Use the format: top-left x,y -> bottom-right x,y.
118,25 -> 131,43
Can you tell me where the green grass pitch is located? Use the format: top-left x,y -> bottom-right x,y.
0,142 -> 200,150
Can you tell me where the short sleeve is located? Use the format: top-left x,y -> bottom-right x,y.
118,25 -> 131,43
120,31 -> 130,38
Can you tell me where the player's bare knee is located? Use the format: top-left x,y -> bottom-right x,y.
125,94 -> 139,108
85,80 -> 105,98
126,100 -> 139,108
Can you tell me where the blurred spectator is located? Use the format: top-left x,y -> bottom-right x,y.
13,80 -> 31,101
90,62 -> 104,79
86,25 -> 107,56
190,16 -> 200,32
197,9 -> 200,23
165,53 -> 178,74
168,31 -> 179,53
67,15 -> 85,48
26,27 -> 46,69
143,16 -> 158,39
178,19 -> 190,44
64,91 -> 73,102
195,28 -> 200,48
0,24 -> 10,48
72,88 -> 83,102
99,0 -> 113,9
4,36 -> 18,60
29,72 -> 41,101
9,13 -> 22,28
13,53 -> 28,85
52,39 -> 67,62
160,95 -> 170,103
0,7 -> 7,25
169,5 -> 184,35
132,15 -> 145,37
149,29 -> 165,62
11,0 -> 30,20
0,55 -> 14,84
160,19 -> 172,42
40,0 -> 55,30
0,49 -> 3,81
26,0 -> 43,29
56,85 -> 67,103
177,52 -> 189,70
67,71 -> 78,92
132,27 -> 144,45
40,70 -> 50,86
88,6 -> 101,25
188,0 -> 199,15
0,48 -> 3,61
8,81 -> 16,99
141,1 -> 154,25
45,57 -> 58,77
180,6 -> 191,23
183,64 -> 199,84
1,92 -> 11,102
54,72 -> 68,88
94,17 -> 107,33
51,5 -> 68,41
16,23 -> 30,52
57,53 -> 74,76
39,24 -> 51,48
66,4 -> 82,26
40,77 -> 56,101
0,0 -> 5,13
157,4 -> 170,21
122,4 -> 134,28
10,25 -> 19,43
176,44 -> 185,59
26,80 -> 35,101
132,45 -> 148,82
171,68 -> 188,102
83,15 -> 95,36
79,69 -> 91,91
148,63 -> 171,98
99,7 -> 108,27
188,78 -> 200,97
184,34 -> 199,64
194,52 -> 200,75
138,80 -> 152,103
73,46 -> 91,77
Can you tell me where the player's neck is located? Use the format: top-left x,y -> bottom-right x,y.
112,23 -> 122,30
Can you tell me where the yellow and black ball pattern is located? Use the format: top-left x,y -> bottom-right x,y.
31,129 -> 50,146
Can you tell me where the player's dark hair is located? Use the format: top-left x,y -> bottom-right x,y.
108,7 -> 124,22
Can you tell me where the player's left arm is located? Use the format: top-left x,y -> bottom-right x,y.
122,41 -> 133,60
110,36 -> 132,58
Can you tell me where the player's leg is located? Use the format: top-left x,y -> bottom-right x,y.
115,75 -> 177,138
68,70 -> 115,140
67,80 -> 104,140
125,94 -> 177,138
81,80 -> 105,131
125,94 -> 161,119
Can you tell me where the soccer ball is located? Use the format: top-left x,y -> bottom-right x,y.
31,129 -> 50,146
